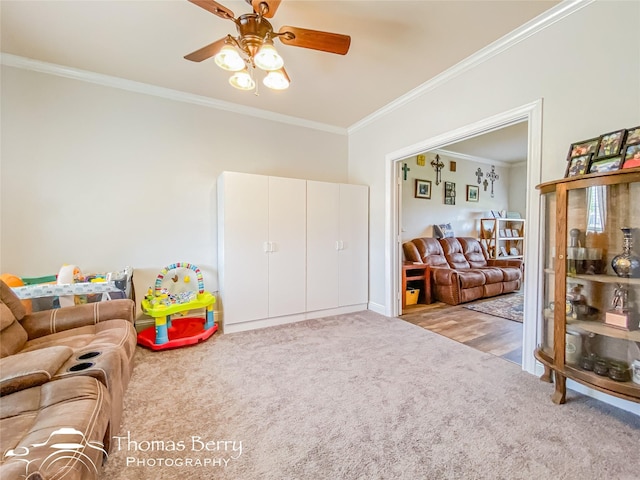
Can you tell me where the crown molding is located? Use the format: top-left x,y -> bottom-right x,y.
0,53 -> 347,136
433,149 -> 516,168
348,0 -> 594,134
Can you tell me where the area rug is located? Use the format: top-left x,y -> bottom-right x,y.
463,292 -> 524,323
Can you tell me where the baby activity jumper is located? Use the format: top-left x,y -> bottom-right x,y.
138,262 -> 217,350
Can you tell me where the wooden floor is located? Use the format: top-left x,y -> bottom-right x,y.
400,300 -> 523,365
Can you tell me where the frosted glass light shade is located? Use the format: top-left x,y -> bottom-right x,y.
254,43 -> 284,71
263,69 -> 290,90
214,45 -> 245,72
229,70 -> 255,90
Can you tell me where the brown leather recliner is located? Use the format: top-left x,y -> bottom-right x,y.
0,279 -> 137,479
403,237 -> 522,305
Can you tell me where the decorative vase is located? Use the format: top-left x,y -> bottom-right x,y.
611,227 -> 640,278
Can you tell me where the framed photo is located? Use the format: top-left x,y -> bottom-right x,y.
491,210 -> 502,218
595,129 -> 626,158
567,137 -> 599,160
499,229 -> 506,238
444,181 -> 455,205
504,229 -> 512,238
466,184 -> 479,202
565,154 -> 591,178
588,155 -> 623,173
510,247 -> 519,256
415,179 -> 432,199
625,126 -> 640,146
506,211 -> 521,219
622,144 -> 640,169
500,246 -> 509,257
511,229 -> 520,237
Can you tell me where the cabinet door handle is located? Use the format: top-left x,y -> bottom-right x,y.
263,242 -> 271,253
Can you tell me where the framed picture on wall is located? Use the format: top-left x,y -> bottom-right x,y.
444,181 -> 455,205
466,185 -> 479,202
415,179 -> 432,199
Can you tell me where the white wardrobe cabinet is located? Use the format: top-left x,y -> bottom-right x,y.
307,181 -> 368,311
218,172 -> 368,333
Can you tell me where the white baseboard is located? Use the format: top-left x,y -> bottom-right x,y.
367,302 -> 387,315
221,304 -> 368,334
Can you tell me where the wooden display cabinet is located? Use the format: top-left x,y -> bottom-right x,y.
535,168 -> 640,405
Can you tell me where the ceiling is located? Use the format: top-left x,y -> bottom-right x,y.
438,121 -> 529,165
1,0 -> 559,130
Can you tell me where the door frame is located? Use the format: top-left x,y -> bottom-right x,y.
384,99 -> 543,374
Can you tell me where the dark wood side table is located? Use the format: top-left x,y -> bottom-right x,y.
402,263 -> 431,309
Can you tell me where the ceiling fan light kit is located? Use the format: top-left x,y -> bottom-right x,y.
185,0 -> 350,93
229,69 -> 256,90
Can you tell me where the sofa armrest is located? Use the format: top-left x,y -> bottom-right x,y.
19,299 -> 135,340
487,258 -> 523,270
0,346 -> 73,396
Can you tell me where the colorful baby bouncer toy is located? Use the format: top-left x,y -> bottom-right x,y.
137,262 -> 218,351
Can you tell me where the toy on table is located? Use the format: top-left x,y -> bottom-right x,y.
138,262 -> 217,351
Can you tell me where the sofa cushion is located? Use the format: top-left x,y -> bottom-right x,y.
0,376 -> 111,479
0,305 -> 28,358
501,267 -> 522,282
408,238 -> 450,267
456,270 -> 486,289
439,238 -> 471,269
434,223 -> 454,239
0,346 -> 73,396
480,267 -> 504,284
458,237 -> 489,268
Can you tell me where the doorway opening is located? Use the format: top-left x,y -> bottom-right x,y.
385,100 -> 543,374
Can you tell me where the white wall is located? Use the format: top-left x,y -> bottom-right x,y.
0,67 -> 348,304
401,152 -> 512,241
508,162 -> 527,218
349,0 -> 640,313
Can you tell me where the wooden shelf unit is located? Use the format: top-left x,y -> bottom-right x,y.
479,217 -> 525,259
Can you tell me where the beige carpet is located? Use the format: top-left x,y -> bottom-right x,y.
102,311 -> 639,480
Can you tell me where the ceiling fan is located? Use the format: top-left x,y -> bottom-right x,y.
184,0 -> 351,91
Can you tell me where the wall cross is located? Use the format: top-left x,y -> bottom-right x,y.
402,162 -> 410,181
475,167 -> 484,184
486,166 -> 499,198
431,154 -> 444,185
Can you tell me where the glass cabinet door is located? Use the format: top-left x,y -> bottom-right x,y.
541,191 -> 556,358
564,180 -> 640,392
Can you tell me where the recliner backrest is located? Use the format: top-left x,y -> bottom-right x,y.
439,238 -> 471,269
405,238 -> 450,268
458,237 -> 489,268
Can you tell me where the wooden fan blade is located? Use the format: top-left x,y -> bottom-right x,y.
188,0 -> 235,21
251,0 -> 281,18
184,37 -> 227,62
278,26 -> 351,55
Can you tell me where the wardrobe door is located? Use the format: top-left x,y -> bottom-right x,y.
218,172 -> 269,325
338,184 -> 369,306
306,181 -> 340,311
268,176 -> 307,317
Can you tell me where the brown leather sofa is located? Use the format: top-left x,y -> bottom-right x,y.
0,279 -> 137,479
403,237 -> 522,305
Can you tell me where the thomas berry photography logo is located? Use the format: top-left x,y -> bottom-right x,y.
3,427 -> 107,478
112,431 -> 243,468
